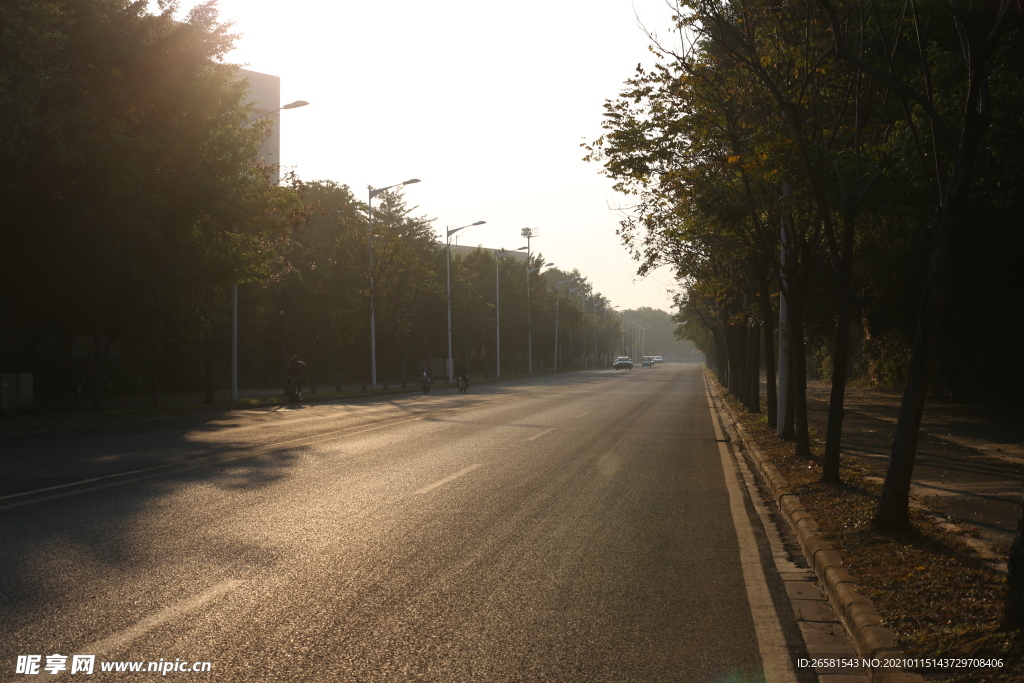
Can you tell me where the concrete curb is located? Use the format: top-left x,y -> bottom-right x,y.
705,369 -> 925,683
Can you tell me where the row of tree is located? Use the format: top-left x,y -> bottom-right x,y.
249,179 -> 629,394
585,0 -> 1023,540
0,1 -> 635,409
1,0 -> 309,405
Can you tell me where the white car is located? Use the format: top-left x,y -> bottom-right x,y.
654,356 -> 663,364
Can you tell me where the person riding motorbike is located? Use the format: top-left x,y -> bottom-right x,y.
285,355 -> 306,406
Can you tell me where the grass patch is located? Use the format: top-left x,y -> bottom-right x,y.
717,385 -> 1024,681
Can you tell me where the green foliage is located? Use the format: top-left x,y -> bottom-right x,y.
0,0 -> 309,396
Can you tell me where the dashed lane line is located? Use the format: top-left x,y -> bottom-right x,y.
414,464 -> 483,495
80,579 -> 242,657
526,427 -> 556,442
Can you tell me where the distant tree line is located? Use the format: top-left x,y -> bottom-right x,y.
0,1 -> 626,407
585,0 -> 1023,532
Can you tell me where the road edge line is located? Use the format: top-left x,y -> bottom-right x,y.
704,367 -> 924,683
705,379 -> 797,683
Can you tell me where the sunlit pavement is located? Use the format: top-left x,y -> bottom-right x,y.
1,364 -> 824,681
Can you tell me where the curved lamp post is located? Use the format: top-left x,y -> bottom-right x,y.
446,221 -> 486,382
495,246 -> 527,378
232,100 -> 310,402
368,178 -> 421,390
526,262 -> 554,373
245,100 -> 309,124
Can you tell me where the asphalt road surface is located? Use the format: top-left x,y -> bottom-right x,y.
1,364 -> 815,682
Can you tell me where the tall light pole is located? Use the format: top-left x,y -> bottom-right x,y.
580,290 -> 591,368
608,306 -> 619,359
495,246 -> 527,378
368,178 -> 421,390
446,221 -> 486,382
233,100 -> 309,402
554,279 -> 576,372
626,318 -> 642,362
521,228 -> 539,373
593,298 -> 603,366
624,317 -> 635,360
526,261 -> 554,373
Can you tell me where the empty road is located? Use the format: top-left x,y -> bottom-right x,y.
1,364 -> 820,681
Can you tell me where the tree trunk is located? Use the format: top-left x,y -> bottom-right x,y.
757,270 -> 777,426
873,214 -> 952,529
823,199 -> 857,483
1005,490 -> 1024,629
791,291 -> 812,459
714,320 -> 728,384
727,317 -> 744,398
777,201 -> 795,438
874,125 -> 979,530
747,322 -> 760,413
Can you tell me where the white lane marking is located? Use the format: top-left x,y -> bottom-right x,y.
526,427 -> 555,442
414,464 -> 482,495
81,579 -> 242,656
575,411 -> 592,418
706,378 -> 797,683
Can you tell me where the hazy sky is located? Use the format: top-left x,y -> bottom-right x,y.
180,0 -> 681,312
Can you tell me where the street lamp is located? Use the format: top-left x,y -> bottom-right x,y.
368,178 -> 421,390
623,317 -> 634,359
446,220 -> 486,382
526,261 -> 554,373
232,99 -> 310,402
554,279 -> 576,372
594,298 -> 603,366
244,100 -> 310,124
608,306 -> 620,358
495,246 -> 527,378
580,291 -> 591,368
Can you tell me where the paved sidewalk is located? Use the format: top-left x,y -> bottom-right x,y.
802,380 -> 1024,561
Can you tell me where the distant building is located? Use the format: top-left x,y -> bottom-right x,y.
448,244 -> 529,262
239,69 -> 282,184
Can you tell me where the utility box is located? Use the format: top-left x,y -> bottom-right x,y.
0,374 -> 33,413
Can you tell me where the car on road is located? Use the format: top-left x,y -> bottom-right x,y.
613,356 -> 633,370
642,356 -> 655,367
654,356 -> 663,364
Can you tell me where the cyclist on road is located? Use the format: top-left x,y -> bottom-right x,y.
420,360 -> 432,391
456,361 -> 468,390
285,355 -> 306,406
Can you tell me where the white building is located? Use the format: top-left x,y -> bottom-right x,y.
239,69 -> 282,184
